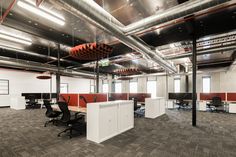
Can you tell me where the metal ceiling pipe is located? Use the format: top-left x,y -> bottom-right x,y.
165,45 -> 236,60
0,45 -> 82,66
53,0 -> 177,73
0,56 -> 96,78
122,0 -> 230,35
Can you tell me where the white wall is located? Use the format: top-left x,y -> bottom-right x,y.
119,69 -> 236,99
0,68 -> 91,106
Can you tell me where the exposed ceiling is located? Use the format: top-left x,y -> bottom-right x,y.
0,0 -> 235,78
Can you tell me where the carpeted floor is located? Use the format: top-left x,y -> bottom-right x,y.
0,108 -> 236,157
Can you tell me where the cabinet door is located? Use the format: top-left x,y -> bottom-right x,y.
119,102 -> 134,133
99,104 -> 118,141
159,99 -> 165,115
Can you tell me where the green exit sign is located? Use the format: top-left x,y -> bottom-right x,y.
99,59 -> 110,67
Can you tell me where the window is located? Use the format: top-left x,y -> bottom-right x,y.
174,78 -> 181,93
60,83 -> 68,93
203,76 -> 211,93
90,85 -> 95,93
129,80 -> 137,93
102,83 -> 108,93
147,77 -> 157,98
115,82 -> 122,93
90,80 -> 95,93
0,79 -> 9,95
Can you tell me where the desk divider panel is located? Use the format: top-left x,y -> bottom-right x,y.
200,93 -> 226,101
60,94 -> 79,106
129,93 -> 151,102
226,93 -> 236,102
79,93 -> 107,108
108,93 -> 128,101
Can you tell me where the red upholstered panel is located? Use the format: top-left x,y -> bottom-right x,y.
227,93 -> 236,101
200,93 -> 226,101
129,93 -> 151,102
79,93 -> 107,108
109,93 -> 128,101
60,94 -> 79,106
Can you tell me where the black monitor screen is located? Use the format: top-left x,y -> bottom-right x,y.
51,93 -> 58,98
22,93 -> 42,99
168,93 -> 193,100
42,93 -> 51,99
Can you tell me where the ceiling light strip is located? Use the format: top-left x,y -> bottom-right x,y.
17,1 -> 65,26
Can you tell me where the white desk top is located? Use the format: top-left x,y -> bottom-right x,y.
87,100 -> 133,106
145,97 -> 165,100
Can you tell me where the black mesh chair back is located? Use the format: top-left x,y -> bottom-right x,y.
28,95 -> 36,103
58,102 -> 71,122
79,96 -> 87,104
44,100 -> 53,116
212,96 -> 222,107
133,98 -> 139,111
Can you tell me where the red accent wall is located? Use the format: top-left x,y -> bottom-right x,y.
109,93 -> 128,101
79,93 -> 107,108
227,93 -> 236,101
200,93 -> 226,101
60,94 -> 79,106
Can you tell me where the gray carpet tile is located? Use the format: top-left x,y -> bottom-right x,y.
0,108 -> 236,157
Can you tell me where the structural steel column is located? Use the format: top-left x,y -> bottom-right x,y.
192,26 -> 197,127
111,74 -> 115,93
96,60 -> 99,93
185,75 -> 189,93
56,44 -> 61,101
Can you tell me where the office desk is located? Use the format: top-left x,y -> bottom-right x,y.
87,100 -> 134,143
51,104 -> 86,113
228,102 -> 236,113
145,97 -> 165,119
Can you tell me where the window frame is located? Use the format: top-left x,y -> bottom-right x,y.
60,83 -> 68,93
174,78 -> 181,93
129,79 -> 138,93
0,79 -> 9,95
115,82 -> 122,93
202,76 -> 211,93
102,83 -> 108,93
146,77 -> 157,98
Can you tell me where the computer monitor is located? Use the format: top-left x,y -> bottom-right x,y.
42,93 -> 51,99
22,93 -> 42,99
168,93 -> 193,100
51,93 -> 58,99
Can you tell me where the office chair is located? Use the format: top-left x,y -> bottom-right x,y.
26,95 -> 41,109
133,98 -> 145,117
207,96 -> 224,112
44,100 -> 62,127
175,99 -> 189,110
57,102 -> 85,138
79,95 -> 87,104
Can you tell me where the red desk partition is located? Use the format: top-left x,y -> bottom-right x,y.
60,94 -> 79,106
79,93 -> 107,108
227,93 -> 236,102
200,93 -> 226,101
129,93 -> 151,102
108,93 -> 128,101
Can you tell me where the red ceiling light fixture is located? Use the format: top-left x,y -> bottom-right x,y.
70,42 -> 113,61
114,68 -> 141,76
36,71 -> 52,79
